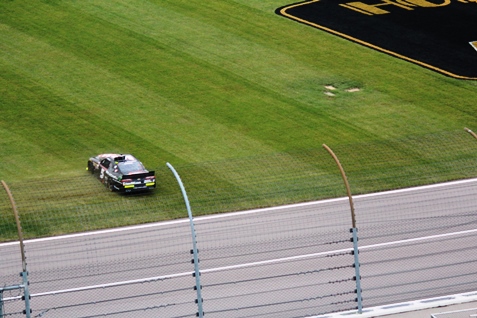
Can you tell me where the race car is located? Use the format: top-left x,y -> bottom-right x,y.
87,154 -> 156,192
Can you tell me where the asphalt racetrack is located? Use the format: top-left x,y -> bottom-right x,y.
2,179 -> 477,317
276,0 -> 477,79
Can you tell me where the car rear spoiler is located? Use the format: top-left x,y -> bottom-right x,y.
127,171 -> 155,179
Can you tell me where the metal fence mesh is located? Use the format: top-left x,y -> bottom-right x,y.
1,130 -> 477,317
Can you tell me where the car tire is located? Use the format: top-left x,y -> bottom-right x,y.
87,161 -> 95,174
106,178 -> 114,192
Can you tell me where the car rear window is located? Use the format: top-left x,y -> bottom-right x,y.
118,161 -> 146,175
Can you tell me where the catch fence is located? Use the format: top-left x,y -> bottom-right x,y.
1,130 -> 477,317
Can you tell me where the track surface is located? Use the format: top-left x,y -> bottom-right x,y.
2,179 -> 477,317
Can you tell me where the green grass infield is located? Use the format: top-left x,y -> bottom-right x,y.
1,0 -> 477,240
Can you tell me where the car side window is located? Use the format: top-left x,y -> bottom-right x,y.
101,159 -> 111,169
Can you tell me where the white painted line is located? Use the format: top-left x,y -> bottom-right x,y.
10,227 -> 475,302
203,227 -> 477,273
3,271 -> 194,301
432,306 -> 477,317
2,177 -> 476,248
359,228 -> 477,250
309,291 -> 477,318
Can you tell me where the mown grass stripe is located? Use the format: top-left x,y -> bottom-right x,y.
1,0 -> 477,239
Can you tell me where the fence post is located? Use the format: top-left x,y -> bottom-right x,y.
464,127 -> 477,141
166,163 -> 204,318
1,181 -> 31,318
322,145 -> 363,314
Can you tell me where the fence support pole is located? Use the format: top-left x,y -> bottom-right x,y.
1,181 -> 31,318
465,127 -> 477,141
322,145 -> 363,314
166,164 -> 204,318
0,285 -> 28,318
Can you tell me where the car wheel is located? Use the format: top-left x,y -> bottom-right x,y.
87,161 -> 95,174
106,178 -> 114,192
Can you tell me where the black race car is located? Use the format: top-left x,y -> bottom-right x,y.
87,154 -> 156,192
